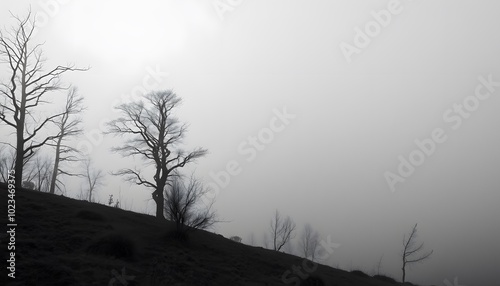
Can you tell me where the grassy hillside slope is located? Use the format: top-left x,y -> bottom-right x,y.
1,183 -> 416,286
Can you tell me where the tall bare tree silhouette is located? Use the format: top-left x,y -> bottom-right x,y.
48,87 -> 85,194
106,90 -> 207,219
0,11 -> 87,189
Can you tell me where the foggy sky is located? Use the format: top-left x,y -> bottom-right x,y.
1,1 -> 499,285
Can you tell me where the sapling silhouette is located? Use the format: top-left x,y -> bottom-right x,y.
401,223 -> 433,282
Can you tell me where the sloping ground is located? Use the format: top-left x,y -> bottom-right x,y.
1,183 -> 413,286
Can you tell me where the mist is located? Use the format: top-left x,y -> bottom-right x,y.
1,1 -> 499,285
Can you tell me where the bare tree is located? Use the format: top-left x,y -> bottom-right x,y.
163,175 -> 216,237
300,223 -> 320,261
0,145 -> 15,182
0,11 -> 87,189
48,87 -> 85,194
106,90 -> 207,219
270,210 -> 296,251
248,232 -> 256,246
23,153 -> 53,192
81,157 -> 104,203
401,223 -> 433,283
376,254 -> 384,276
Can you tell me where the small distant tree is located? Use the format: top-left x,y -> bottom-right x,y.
300,223 -> 320,261
108,195 -> 120,208
108,194 -> 114,206
401,223 -> 433,283
270,210 -> 296,251
248,232 -> 256,246
0,145 -> 15,182
164,175 -> 217,238
81,157 -> 104,203
376,254 -> 384,276
23,153 -> 53,192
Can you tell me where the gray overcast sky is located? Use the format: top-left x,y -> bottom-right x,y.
1,1 -> 500,285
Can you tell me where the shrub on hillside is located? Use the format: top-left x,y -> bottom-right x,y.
164,176 -> 217,238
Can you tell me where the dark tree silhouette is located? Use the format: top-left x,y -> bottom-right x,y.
164,175 -> 216,237
106,90 -> 207,219
0,11 -> 87,189
401,223 -> 433,283
48,87 -> 85,194
270,210 -> 296,251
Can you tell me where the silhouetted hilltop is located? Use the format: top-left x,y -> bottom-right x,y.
1,184 -> 422,286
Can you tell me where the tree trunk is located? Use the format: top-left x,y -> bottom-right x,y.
87,171 -> 92,202
88,184 -> 92,202
15,52 -> 28,190
153,165 -> 169,219
49,135 -> 62,194
15,95 -> 26,190
401,264 -> 406,283
153,186 -> 165,219
14,137 -> 23,190
176,221 -> 181,233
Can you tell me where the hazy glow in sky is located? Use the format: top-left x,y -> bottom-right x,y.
1,1 -> 499,285
51,1 -> 218,69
